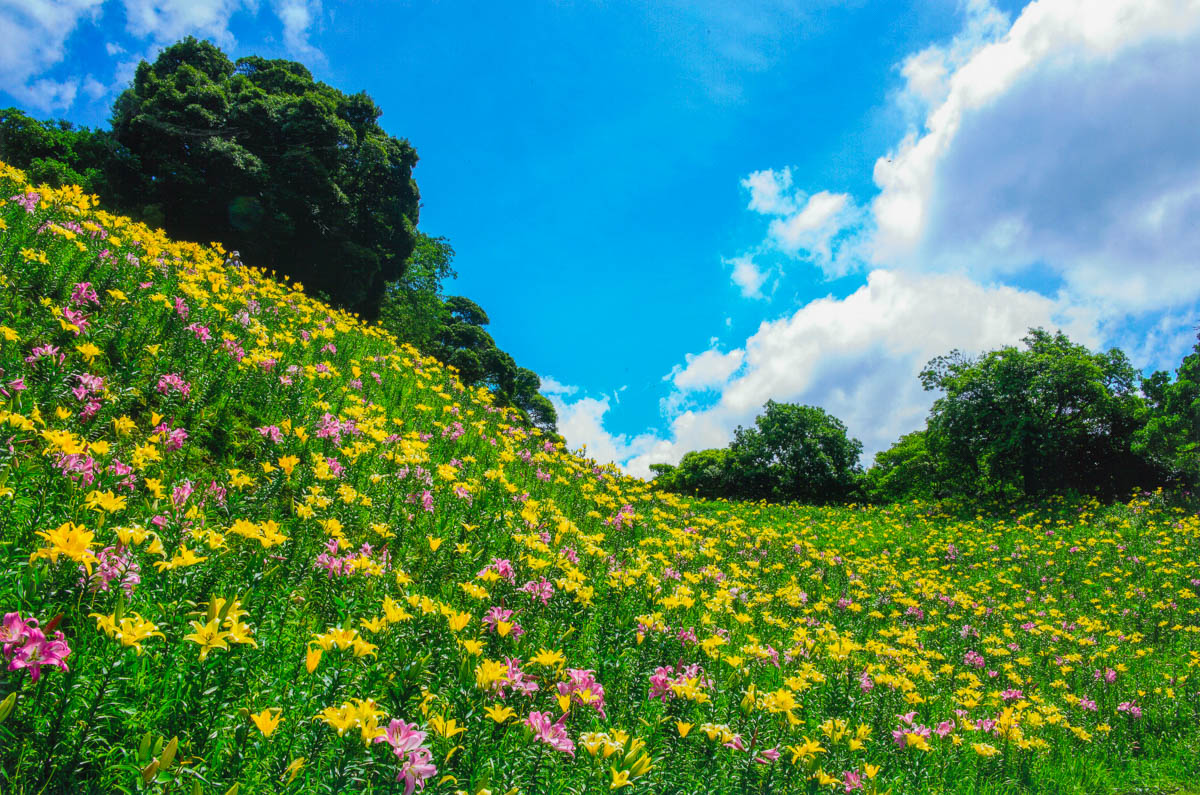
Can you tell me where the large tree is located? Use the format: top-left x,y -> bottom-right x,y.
0,108 -> 142,207
649,448 -> 735,499
864,430 -> 938,503
110,37 -> 420,318
1136,332 -> 1200,487
728,401 -> 863,504
920,328 -> 1157,499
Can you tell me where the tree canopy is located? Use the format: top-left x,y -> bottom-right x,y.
919,328 -> 1157,500
654,327 -> 1200,508
653,401 -> 862,504
2,37 -> 421,319
110,38 -> 420,318
1136,333 -> 1200,487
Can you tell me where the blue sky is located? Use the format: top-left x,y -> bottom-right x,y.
3,0 -> 1198,475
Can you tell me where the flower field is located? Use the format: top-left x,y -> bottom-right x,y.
1,161 -> 1199,794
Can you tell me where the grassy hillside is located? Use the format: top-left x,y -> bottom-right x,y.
1,162 -> 1199,794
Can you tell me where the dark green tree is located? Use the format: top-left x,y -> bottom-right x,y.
920,328 -> 1156,499
864,430 -> 938,503
109,37 -> 420,318
1135,332 -> 1200,487
0,108 -> 142,207
728,401 -> 863,504
650,448 -> 736,499
379,234 -> 457,352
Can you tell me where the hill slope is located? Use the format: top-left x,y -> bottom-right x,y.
1,163 -> 1199,794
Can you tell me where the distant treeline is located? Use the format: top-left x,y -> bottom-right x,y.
0,37 -> 556,433
652,328 -> 1200,504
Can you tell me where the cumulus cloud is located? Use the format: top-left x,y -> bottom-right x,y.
538,375 -> 578,396
737,168 -> 861,280
557,0 -> 1200,480
120,0 -> 247,47
0,0 -> 103,111
272,0 -> 323,62
726,0 -> 1200,313
667,347 -> 744,392
767,191 -> 857,263
622,269 -> 1096,478
871,0 -> 1200,311
742,167 -> 797,215
547,392 -> 663,467
895,0 -> 1010,113
727,255 -> 771,298
1,0 -> 326,113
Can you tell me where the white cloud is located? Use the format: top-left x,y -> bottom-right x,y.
742,167 -> 796,215
767,190 -> 858,268
120,0 -> 247,47
539,375 -> 578,396
622,269 -> 1096,478
273,0 -> 323,62
82,75 -> 108,100
727,255 -> 770,298
738,166 -> 861,278
668,347 -> 744,392
1,0 -> 327,113
871,0 -> 1200,312
0,0 -> 103,111
896,0 -> 1010,112
548,392 -> 662,467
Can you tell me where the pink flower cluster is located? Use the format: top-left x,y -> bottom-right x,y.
80,545 -> 140,596
487,657 -> 539,699
526,711 -> 575,757
156,373 -> 191,399
519,577 -> 555,606
1,612 -> 71,682
72,372 -> 105,421
482,606 -> 524,640
648,663 -> 709,702
315,412 -> 359,443
556,668 -> 606,717
53,451 -> 96,486
25,343 -> 64,367
70,282 -> 99,306
9,191 -> 40,213
606,504 -> 636,530
892,711 -> 934,748
314,539 -> 390,577
375,719 -> 437,795
478,558 -> 516,583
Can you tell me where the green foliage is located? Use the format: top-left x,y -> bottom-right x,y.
864,430 -> 937,503
0,108 -> 143,206
379,237 -> 557,434
109,38 -> 420,319
379,233 -> 457,352
919,328 -> 1158,500
654,402 -> 863,505
648,448 -> 735,499
1135,332 -> 1200,487
729,401 -> 864,504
